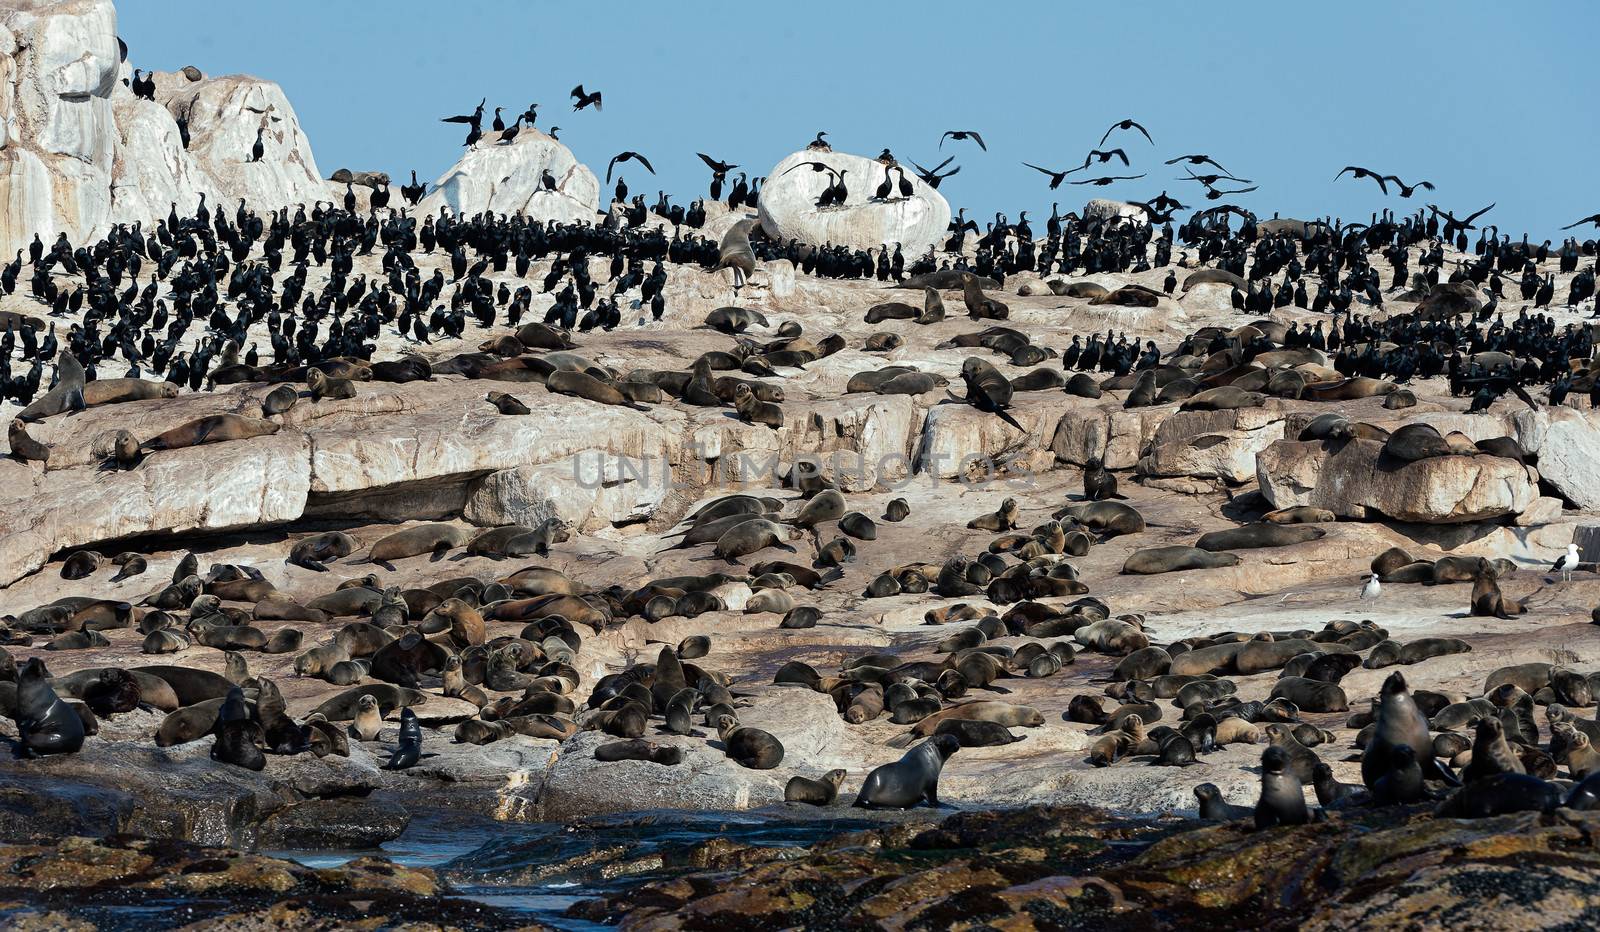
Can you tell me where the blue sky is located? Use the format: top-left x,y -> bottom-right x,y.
121,1 -> 1597,238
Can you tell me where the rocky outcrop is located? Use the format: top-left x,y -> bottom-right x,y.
0,834 -> 514,928
571,806 -> 1600,931
154,70 -> 324,211
1257,437 -> 1538,523
0,0 -> 120,255
1138,407 -> 1286,484
417,129 -> 599,224
1084,197 -> 1146,223
759,150 -> 950,254
0,1 -> 325,254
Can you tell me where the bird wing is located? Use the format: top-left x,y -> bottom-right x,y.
592,92 -> 602,111
632,153 -> 656,174
1509,382 -> 1536,408
939,131 -> 953,148
605,155 -> 620,183
942,165 -> 961,180
1464,202 -> 1496,225
1128,121 -> 1153,144
970,131 -> 987,151
929,155 -> 955,172
697,152 -> 723,171
440,114 -> 474,124
1109,148 -> 1129,165
570,85 -> 584,99
1334,166 -> 1359,180
1561,214 -> 1600,230
1022,162 -> 1058,178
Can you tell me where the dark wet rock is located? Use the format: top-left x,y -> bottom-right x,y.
253,796 -> 411,849
571,805 -> 1600,930
0,834 -> 519,929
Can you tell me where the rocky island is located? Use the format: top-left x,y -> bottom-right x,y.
1,0 -> 1599,928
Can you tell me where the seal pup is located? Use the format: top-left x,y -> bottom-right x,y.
382,707 -> 423,770
732,383 -> 783,428
1194,782 -> 1251,821
487,391 -> 530,415
785,769 -> 847,805
883,498 -> 910,522
854,735 -> 959,809
349,694 -> 384,741
1254,745 -> 1309,828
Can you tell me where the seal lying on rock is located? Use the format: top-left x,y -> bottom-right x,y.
1122,547 -> 1240,575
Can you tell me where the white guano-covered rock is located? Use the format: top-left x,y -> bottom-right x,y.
159,71 -> 324,210
759,150 -> 950,254
418,130 -> 599,223
0,0 -> 120,255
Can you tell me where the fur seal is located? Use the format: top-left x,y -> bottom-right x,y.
1122,547 -> 1240,575
1055,500 -> 1145,537
306,367 -> 357,402
288,531 -> 356,572
714,518 -> 801,563
785,769 -> 847,805
382,707 -> 423,770
1181,386 -> 1265,412
717,716 -> 784,769
1261,506 -> 1336,525
486,391 -> 531,415
141,414 -> 279,452
854,735 -> 958,809
732,383 -> 783,428
1470,558 -> 1523,618
1362,671 -> 1456,789
364,524 -> 469,565
15,658 -> 85,756
1196,524 -> 1326,551
1194,783 -> 1252,821
1254,746 -> 1310,828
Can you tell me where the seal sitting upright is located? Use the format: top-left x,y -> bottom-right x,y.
853,735 -> 959,809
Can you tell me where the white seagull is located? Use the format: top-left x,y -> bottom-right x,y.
1551,543 -> 1580,583
1361,574 -> 1381,600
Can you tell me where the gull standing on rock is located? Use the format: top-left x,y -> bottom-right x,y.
1361,574 -> 1381,600
1551,543 -> 1580,583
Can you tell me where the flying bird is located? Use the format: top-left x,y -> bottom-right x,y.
1070,174 -> 1146,186
908,156 -> 960,189
1099,118 -> 1153,146
1164,154 -> 1233,174
1562,213 -> 1600,230
1083,148 -> 1129,167
1383,175 -> 1435,198
1184,169 -> 1253,186
1022,161 -> 1082,189
1202,183 -> 1257,201
939,130 -> 987,151
1428,202 -> 1496,238
570,85 -> 602,111
605,151 -> 654,183
1335,166 -> 1389,194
